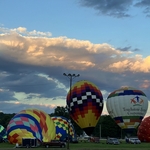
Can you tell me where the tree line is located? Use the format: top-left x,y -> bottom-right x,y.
0,106 -> 137,138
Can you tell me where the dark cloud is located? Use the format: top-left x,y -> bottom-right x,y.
117,46 -> 140,52
79,0 -> 150,18
117,46 -> 131,51
135,0 -> 150,6
133,48 -> 140,51
79,0 -> 133,18
0,90 -> 17,101
0,56 -> 67,99
0,102 -> 55,114
0,71 -> 67,99
135,0 -> 150,17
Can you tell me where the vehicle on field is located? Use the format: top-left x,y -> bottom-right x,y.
42,140 -> 66,148
15,137 -> 38,148
0,136 -> 7,143
78,136 -> 90,142
106,138 -> 120,145
71,137 -> 78,143
129,138 -> 141,144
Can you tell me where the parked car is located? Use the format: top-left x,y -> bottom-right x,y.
129,138 -> 141,144
71,137 -> 78,143
78,136 -> 90,142
106,138 -> 120,145
42,140 -> 66,148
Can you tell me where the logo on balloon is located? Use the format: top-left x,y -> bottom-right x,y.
131,96 -> 144,106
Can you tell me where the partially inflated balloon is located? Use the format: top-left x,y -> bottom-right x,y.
51,116 -> 75,141
66,80 -> 104,136
0,125 -> 7,139
106,86 -> 148,133
137,116 -> 150,142
7,109 -> 56,144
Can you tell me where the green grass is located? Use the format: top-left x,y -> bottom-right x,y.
0,141 -> 150,150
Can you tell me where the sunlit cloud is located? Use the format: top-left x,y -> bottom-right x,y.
0,29 -> 149,74
0,26 -> 150,114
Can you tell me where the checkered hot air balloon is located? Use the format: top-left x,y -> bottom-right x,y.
106,86 -> 148,135
66,80 -> 104,136
51,116 -> 75,141
137,116 -> 150,142
6,108 -> 56,144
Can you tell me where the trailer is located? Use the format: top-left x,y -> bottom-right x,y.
16,137 -> 38,148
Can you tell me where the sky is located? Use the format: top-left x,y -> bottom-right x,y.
0,0 -> 150,117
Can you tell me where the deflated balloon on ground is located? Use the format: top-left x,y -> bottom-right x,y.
0,125 -> 7,139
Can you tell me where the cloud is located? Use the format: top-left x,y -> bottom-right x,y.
0,27 -> 52,37
117,46 -> 132,52
109,56 -> 150,73
78,0 -> 150,18
79,0 -> 133,18
0,26 -> 150,114
0,101 -> 56,114
0,88 -> 17,101
0,29 -> 135,72
135,0 -> 150,17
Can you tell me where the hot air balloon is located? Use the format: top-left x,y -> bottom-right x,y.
51,116 -> 75,141
66,80 -> 104,136
0,125 -> 7,139
106,86 -> 148,135
7,108 -> 56,144
137,116 -> 150,142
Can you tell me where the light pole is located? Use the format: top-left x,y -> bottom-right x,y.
100,124 -> 101,139
63,73 -> 80,150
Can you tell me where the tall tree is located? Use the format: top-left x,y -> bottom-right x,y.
50,106 -> 69,118
93,115 -> 121,138
0,113 -> 15,128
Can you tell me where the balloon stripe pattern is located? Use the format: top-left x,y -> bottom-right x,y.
108,88 -> 146,99
51,116 -> 74,141
7,115 -> 42,140
114,116 -> 143,129
7,109 -> 56,144
67,80 -> 103,136
106,86 -> 148,130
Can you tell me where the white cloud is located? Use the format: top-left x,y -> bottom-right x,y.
0,27 -> 52,37
1,30 -> 150,73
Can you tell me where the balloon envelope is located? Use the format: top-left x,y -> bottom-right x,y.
7,109 -> 56,144
51,116 -> 75,141
0,125 -> 7,139
137,116 -> 150,142
66,80 -> 104,136
106,86 -> 148,132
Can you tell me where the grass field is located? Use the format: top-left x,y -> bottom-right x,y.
0,141 -> 150,150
